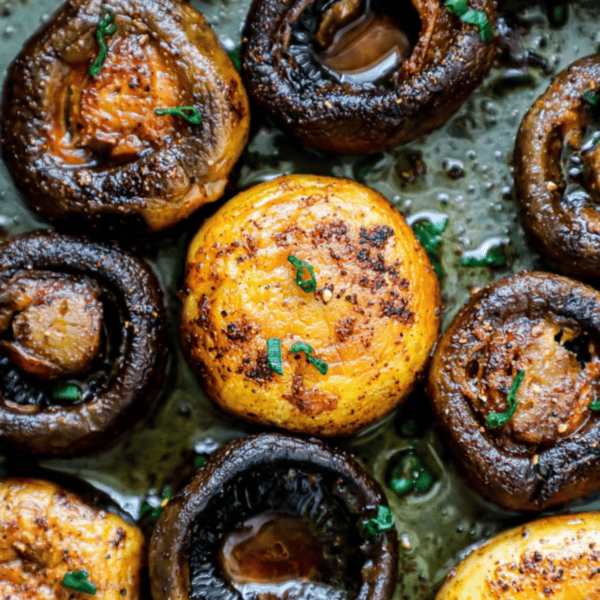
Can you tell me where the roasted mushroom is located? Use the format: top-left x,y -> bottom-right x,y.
241,0 -> 497,154
0,230 -> 167,456
428,271 -> 600,511
150,433 -> 398,600
180,175 -> 441,437
0,477 -> 145,600
436,512 -> 600,599
514,54 -> 600,278
1,0 -> 250,234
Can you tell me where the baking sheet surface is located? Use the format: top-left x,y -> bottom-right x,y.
1,1 -> 600,597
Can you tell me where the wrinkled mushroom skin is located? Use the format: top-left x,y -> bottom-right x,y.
180,175 -> 441,437
427,271 -> 600,511
241,0 -> 497,154
515,55 -> 600,278
436,512 -> 600,599
149,433 -> 398,600
1,0 -> 250,233
0,478 -> 145,600
0,231 -> 167,455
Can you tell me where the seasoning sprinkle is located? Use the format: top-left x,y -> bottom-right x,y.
486,369 -> 525,428
290,342 -> 328,375
154,106 -> 202,125
267,337 -> 284,375
444,0 -> 494,43
287,255 -> 317,293
363,506 -> 394,538
62,570 -> 97,595
89,7 -> 117,77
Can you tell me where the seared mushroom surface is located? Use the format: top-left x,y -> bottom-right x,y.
428,271 -> 600,510
0,477 -> 145,600
515,54 -> 600,278
242,0 -> 497,154
436,512 -> 600,599
1,0 -> 249,233
0,231 -> 167,456
180,175 -> 441,437
150,433 -> 398,600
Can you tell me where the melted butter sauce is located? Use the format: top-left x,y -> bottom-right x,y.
218,511 -> 326,597
317,10 -> 413,85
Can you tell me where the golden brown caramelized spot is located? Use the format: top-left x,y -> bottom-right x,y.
316,2 -> 413,83
466,316 -> 600,445
0,272 -> 103,380
217,511 -> 325,590
284,373 -> 339,416
73,35 -> 181,158
48,35 -> 181,163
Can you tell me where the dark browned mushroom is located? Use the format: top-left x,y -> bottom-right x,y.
149,433 -> 398,600
427,271 -> 600,511
514,54 -> 600,278
0,230 -> 167,456
1,0 -> 250,234
241,0 -> 497,155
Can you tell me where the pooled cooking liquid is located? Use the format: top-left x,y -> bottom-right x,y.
218,510 -> 327,598
316,8 -> 415,84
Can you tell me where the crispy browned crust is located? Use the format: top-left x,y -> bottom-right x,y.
180,175 -> 441,437
514,54 -> 600,278
437,512 -> 600,599
149,433 -> 398,600
428,271 -> 600,511
0,231 -> 167,456
1,0 -> 249,233
242,0 -> 497,154
0,477 -> 145,600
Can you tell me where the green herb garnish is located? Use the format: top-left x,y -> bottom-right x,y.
444,0 -> 494,43
412,217 -> 448,278
461,244 -> 507,268
140,488 -> 172,523
363,506 -> 394,537
583,90 -> 600,107
389,453 -> 433,496
290,342 -> 328,375
390,477 -> 414,495
487,370 -> 525,428
227,48 -> 241,71
194,455 -> 207,468
590,399 -> 600,412
154,106 -> 202,125
62,570 -> 97,595
52,383 -> 81,402
267,337 -> 284,375
287,255 -> 317,293
548,1 -> 568,27
89,7 -> 117,77
414,469 -> 434,494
